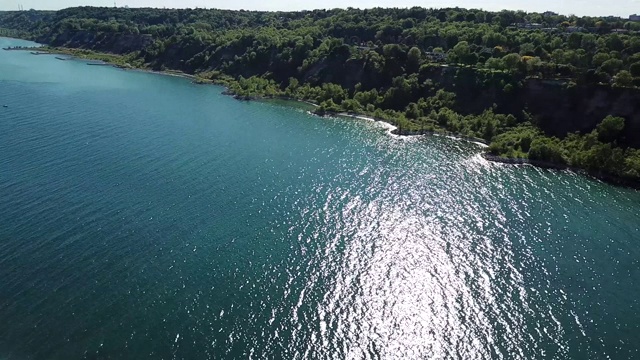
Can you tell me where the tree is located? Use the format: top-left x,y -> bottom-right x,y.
485,57 -> 504,70
613,70 -> 633,88
502,53 -> 521,71
600,58 -> 623,76
596,115 -> 625,142
407,46 -> 422,72
483,32 -> 506,47
606,34 -> 624,52
625,150 -> 640,178
465,13 -> 476,22
580,34 -> 597,52
567,32 -> 583,49
524,56 -> 541,73
405,102 -> 421,119
580,143 -> 626,173
592,52 -> 610,67
450,41 -> 470,64
285,77 -> 299,95
528,137 -> 565,164
482,120 -> 495,142
341,99 -> 363,112
519,43 -> 535,56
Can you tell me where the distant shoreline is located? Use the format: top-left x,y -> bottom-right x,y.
6,45 -> 206,83
6,42 -> 638,189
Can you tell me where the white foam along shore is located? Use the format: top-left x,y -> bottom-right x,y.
336,113 -> 398,135
335,112 -> 489,148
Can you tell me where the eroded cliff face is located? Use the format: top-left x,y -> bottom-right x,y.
415,67 -> 640,147
40,30 -> 153,54
301,58 -> 366,90
518,80 -> 640,147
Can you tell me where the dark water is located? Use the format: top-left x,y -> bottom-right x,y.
1,37 -> 639,359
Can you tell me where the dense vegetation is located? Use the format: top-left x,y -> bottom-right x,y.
2,6 -> 640,184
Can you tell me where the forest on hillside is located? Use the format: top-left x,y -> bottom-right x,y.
2,6 -> 640,184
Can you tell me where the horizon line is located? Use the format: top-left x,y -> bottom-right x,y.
0,5 -> 633,18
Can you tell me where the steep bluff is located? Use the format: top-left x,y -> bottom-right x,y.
39,30 -> 153,54
519,80 -> 640,147
407,66 -> 640,147
28,29 -> 640,147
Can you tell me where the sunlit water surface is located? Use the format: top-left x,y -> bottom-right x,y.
1,38 -> 639,359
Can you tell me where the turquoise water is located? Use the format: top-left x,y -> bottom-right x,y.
1,37 -> 639,359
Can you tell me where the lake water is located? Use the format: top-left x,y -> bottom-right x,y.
1,37 -> 639,359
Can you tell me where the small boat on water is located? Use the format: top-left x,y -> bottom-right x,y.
3,105 -> 8,108
55,56 -> 68,61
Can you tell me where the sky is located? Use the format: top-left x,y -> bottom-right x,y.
0,0 -> 638,17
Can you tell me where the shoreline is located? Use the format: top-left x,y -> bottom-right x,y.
334,112 -> 489,147
0,46 -> 541,148
13,46 -> 207,83
336,113 -> 398,135
9,43 -> 638,190
483,154 -> 640,189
